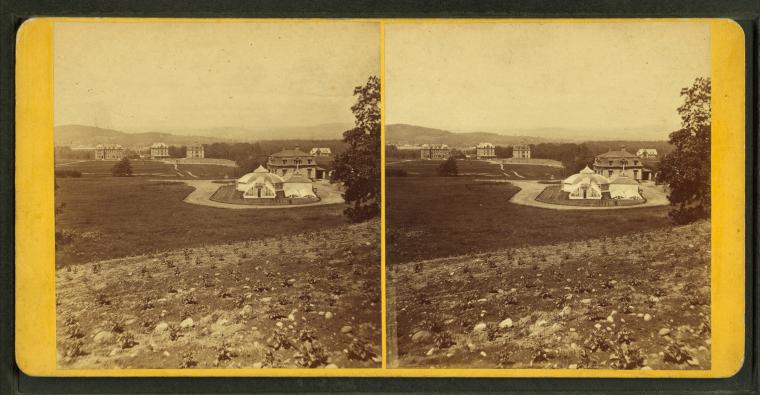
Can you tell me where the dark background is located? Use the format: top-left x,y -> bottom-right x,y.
1,1 -> 757,393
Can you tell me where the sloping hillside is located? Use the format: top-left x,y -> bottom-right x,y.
389,221 -> 710,370
55,125 -> 230,147
386,124 -> 545,147
57,220 -> 381,369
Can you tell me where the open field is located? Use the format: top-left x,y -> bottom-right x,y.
388,220 -> 710,369
54,160 -> 239,179
55,178 -> 348,267
386,159 -> 565,180
535,185 -> 645,207
386,176 -> 672,265
57,220 -> 381,369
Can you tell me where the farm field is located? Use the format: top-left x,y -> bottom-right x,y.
388,220 -> 710,369
55,178 -> 348,267
386,176 -> 672,265
57,220 -> 381,369
54,159 -> 239,179
386,159 -> 564,180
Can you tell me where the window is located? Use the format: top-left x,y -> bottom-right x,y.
608,161 -> 612,165
633,160 -> 638,165
608,170 -> 613,177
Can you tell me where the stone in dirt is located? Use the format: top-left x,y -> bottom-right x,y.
580,299 -> 592,305
559,306 -> 572,318
644,314 -> 652,321
154,322 -> 169,333
324,312 -> 334,319
340,326 -> 353,334
659,328 -> 671,336
252,362 -> 263,368
473,322 -> 487,332
412,330 -> 432,343
325,364 -> 339,369
180,317 -> 194,329
240,305 -> 253,317
499,318 -> 513,329
93,331 -> 114,344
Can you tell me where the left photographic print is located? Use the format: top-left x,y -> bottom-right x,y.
53,21 -> 381,369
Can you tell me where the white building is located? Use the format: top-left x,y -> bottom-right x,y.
636,148 -> 658,159
236,165 -> 316,199
609,174 -> 642,200
309,147 -> 332,157
94,144 -> 124,160
476,142 -> 496,159
561,166 -> 609,200
150,142 -> 169,159
513,143 -> 531,159
186,143 -> 204,159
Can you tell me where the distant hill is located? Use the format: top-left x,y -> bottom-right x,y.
55,125 -> 230,148
55,123 -> 354,148
386,124 -> 547,148
387,124 -> 672,147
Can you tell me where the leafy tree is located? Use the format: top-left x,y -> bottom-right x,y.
111,157 -> 133,177
657,77 -> 711,224
438,157 -> 458,177
332,76 -> 381,222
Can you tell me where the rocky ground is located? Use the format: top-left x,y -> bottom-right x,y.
389,220 -> 711,370
56,220 -> 381,369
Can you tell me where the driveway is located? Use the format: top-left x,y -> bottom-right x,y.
170,179 -> 345,210
507,180 -> 669,210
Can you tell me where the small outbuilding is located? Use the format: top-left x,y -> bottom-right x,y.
609,174 -> 642,200
282,171 -> 317,198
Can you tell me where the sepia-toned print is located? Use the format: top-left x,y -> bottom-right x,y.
54,21 -> 381,369
385,22 -> 712,370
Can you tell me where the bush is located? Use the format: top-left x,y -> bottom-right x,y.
111,157 -> 133,177
437,157 -> 458,177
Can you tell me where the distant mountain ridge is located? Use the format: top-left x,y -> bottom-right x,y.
55,123 -> 353,148
386,124 -> 670,147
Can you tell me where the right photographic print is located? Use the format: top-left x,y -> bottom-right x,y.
385,21 -> 712,370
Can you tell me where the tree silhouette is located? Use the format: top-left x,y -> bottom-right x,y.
331,76 -> 380,222
437,157 -> 459,177
111,157 -> 133,177
657,77 -> 711,224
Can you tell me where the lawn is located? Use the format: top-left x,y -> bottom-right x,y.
55,177 -> 348,267
177,164 -> 239,179
387,160 -> 564,180
386,176 -> 673,265
54,160 -> 240,179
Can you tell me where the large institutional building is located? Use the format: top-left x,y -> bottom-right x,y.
150,142 -> 170,159
186,143 -> 204,159
476,142 -> 496,159
420,144 -> 451,160
266,147 -> 318,180
94,144 -> 125,160
513,143 -> 531,159
592,147 -> 644,180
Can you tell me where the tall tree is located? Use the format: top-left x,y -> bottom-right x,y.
437,157 -> 459,177
111,157 -> 133,177
657,77 -> 711,224
332,76 -> 381,222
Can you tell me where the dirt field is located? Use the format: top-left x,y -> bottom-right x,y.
57,220 -> 381,369
388,220 -> 711,370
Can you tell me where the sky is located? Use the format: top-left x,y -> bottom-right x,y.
385,21 -> 710,140
54,21 -> 379,132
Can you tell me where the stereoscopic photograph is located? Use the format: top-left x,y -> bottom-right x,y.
385,22 -> 712,370
53,21 -> 381,369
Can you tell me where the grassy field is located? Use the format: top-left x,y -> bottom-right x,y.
54,160 -> 238,179
389,220 -> 710,370
55,178 -> 348,267
387,159 -> 564,180
535,185 -> 645,207
386,176 -> 672,265
57,220 -> 381,369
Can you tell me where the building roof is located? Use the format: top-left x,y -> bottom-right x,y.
95,144 -> 123,149
596,147 -> 638,159
563,169 -> 609,186
310,147 -> 332,154
151,142 -> 168,148
238,169 -> 284,184
270,148 -> 312,158
609,174 -> 640,185
636,148 -> 658,155
477,142 -> 494,148
514,144 -> 530,150
187,143 -> 204,149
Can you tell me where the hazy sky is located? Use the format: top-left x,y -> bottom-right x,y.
54,21 -> 379,132
385,22 -> 710,139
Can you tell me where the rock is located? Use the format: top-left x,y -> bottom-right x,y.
644,314 -> 652,321
594,323 -> 602,329
217,318 -> 230,326
568,364 -> 578,369
124,318 -> 137,325
276,322 -> 284,328
163,351 -> 170,357
412,330 -> 432,343
340,326 -> 353,334
287,278 -> 296,285
93,331 -> 114,344
252,362 -> 263,368
154,322 -> 169,333
325,364 -> 339,369
559,306 -> 572,318
240,305 -> 253,317
260,297 -> 272,303
180,317 -> 194,329
479,351 -> 487,357
324,312 -> 334,319
606,316 -> 614,323
580,299 -> 592,305
686,358 -> 700,366
659,328 -> 671,336
498,318 -> 513,329
426,347 -> 435,356
473,322 -> 487,332
641,366 -> 652,370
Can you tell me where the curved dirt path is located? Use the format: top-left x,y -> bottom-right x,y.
507,180 -> 669,210
168,179 -> 345,210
